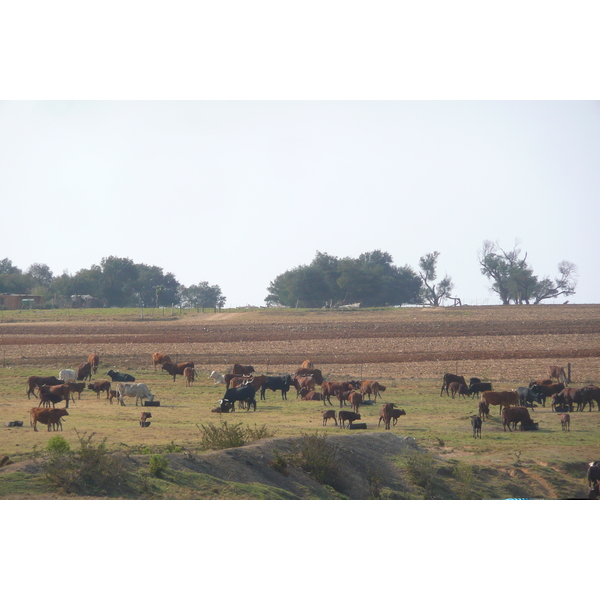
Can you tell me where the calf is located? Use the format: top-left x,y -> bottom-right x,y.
87,380 -> 112,399
184,366 -> 196,387
560,413 -> 570,431
322,410 -> 337,426
30,408 -> 69,432
448,381 -> 461,398
478,400 -> 490,421
348,391 -> 362,413
440,373 -> 467,396
471,415 -> 482,438
140,412 -> 152,426
391,408 -> 406,426
299,389 -> 327,405
67,381 -> 86,401
109,390 -> 118,404
338,410 -> 361,429
378,403 -> 395,430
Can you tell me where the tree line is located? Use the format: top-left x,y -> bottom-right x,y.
0,256 -> 226,310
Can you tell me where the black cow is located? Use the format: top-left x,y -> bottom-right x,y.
588,462 -> 600,498
106,370 -> 136,382
440,373 -> 467,396
260,375 -> 293,401
471,415 -> 482,438
221,384 -> 257,411
468,382 -> 493,398
530,383 -> 564,408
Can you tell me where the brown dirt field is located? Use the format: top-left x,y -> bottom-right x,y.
1,304 -> 599,384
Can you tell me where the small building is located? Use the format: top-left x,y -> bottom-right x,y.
70,294 -> 102,308
0,294 -> 44,310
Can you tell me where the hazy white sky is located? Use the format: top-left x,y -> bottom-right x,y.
1,100 -> 598,307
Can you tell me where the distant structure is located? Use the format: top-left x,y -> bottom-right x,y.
0,294 -> 44,310
70,295 -> 102,308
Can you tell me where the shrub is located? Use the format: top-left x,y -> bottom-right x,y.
149,455 -> 169,478
292,433 -> 342,489
196,422 -> 275,450
402,449 -> 439,498
46,435 -> 70,455
269,450 -> 289,476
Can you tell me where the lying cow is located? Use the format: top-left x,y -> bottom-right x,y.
106,369 -> 136,382
209,371 -> 225,385
116,383 -> 155,407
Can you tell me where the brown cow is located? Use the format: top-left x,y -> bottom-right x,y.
322,381 -> 357,405
440,373 -> 467,396
88,352 -> 100,374
30,408 -> 69,432
348,391 -> 362,413
322,410 -> 337,426
482,390 -> 519,415
26,375 -> 64,400
162,361 -> 195,382
140,412 -> 152,426
295,368 -> 324,385
338,410 -> 361,429
301,390 -> 326,404
529,379 -> 553,388
87,380 -> 111,399
360,380 -> 384,402
502,406 -> 534,431
448,381 -> 461,398
109,390 -> 118,404
378,402 -> 395,430
478,400 -> 490,421
301,360 -> 314,369
39,384 -> 72,408
548,365 -> 567,384
561,413 -> 570,431
390,408 -> 406,426
67,381 -> 86,401
184,367 -> 196,387
76,362 -> 93,381
152,353 -> 172,370
580,385 -> 600,412
228,376 -> 252,389
292,376 -> 315,397
231,364 -> 255,376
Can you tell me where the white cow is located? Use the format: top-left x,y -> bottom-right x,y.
209,371 -> 225,385
116,383 -> 155,407
59,369 -> 77,383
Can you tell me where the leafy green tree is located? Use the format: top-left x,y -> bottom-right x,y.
180,282 -> 226,310
134,264 -> 179,307
100,256 -> 139,307
418,251 -> 454,306
478,240 -> 577,304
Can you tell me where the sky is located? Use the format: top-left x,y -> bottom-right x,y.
1,100 -> 599,307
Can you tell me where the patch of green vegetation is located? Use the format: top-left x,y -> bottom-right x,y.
196,421 -> 276,451
289,432 -> 342,490
0,471 -> 55,498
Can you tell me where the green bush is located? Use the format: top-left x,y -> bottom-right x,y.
46,435 -> 71,454
197,422 -> 275,450
402,450 -> 439,498
149,455 -> 169,478
292,433 -> 342,489
269,450 -> 289,476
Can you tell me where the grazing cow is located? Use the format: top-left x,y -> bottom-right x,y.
478,400 -> 490,421
152,353 -> 172,370
292,376 -> 315,397
458,384 -> 472,399
209,371 -> 225,385
378,403 -> 395,430
469,377 -> 482,386
76,362 -> 93,381
140,412 -> 152,426
184,367 -> 196,387
339,410 -> 361,429
588,461 -> 600,490
561,413 -> 570,431
294,368 -> 324,385
391,408 -> 406,426
516,386 -> 540,409
88,352 -> 100,374
26,376 -> 64,400
116,383 -> 155,407
260,375 -> 293,401
530,383 -> 564,408
322,410 -> 337,426
440,373 -> 467,396
468,382 -> 493,398
548,365 -> 568,384
448,381 -> 461,398
221,384 -> 257,411
502,407 -> 534,432
58,369 -> 76,383
87,380 -> 112,399
360,380 -> 384,402
162,361 -> 195,382
231,364 -> 255,376
67,381 -> 86,401
106,369 -> 136,382
39,384 -> 72,408
30,408 -> 69,432
299,388 -> 327,405
482,390 -> 519,415
301,360 -> 314,369
471,415 -> 482,438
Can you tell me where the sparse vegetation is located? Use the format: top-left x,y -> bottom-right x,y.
149,454 -> 169,478
291,433 -> 342,489
196,421 -> 276,451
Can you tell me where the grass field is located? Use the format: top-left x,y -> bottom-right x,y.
1,303 -> 599,499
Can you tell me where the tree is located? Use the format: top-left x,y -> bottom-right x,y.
478,241 -> 577,304
26,263 -> 54,289
418,251 -> 454,307
100,257 -> 139,307
180,282 -> 226,310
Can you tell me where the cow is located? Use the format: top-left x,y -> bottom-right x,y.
292,376 -> 315,397
378,403 -> 395,430
116,383 -> 155,407
184,367 -> 197,387
140,412 -> 152,426
348,391 -> 362,413
162,361 -> 195,382
221,384 -> 257,411
468,382 -> 493,398
469,377 -> 482,386
529,379 -> 552,388
30,408 -> 69,432
109,390 -> 118,404
294,368 -> 324,385
530,383 -> 564,408
299,389 -> 327,405
551,392 -> 571,413
391,408 -> 406,426
561,413 -> 570,431
88,352 -> 100,374
67,381 -> 86,401
478,400 -> 490,421
322,381 -> 357,405
471,415 -> 482,438
440,373 -> 467,396
502,407 -> 534,432
38,392 -> 66,408
554,387 -> 582,412
458,384 -> 472,399
548,365 -> 568,384
360,380 -> 384,402
516,386 -> 540,409
301,360 -> 314,369
87,380 -> 112,399
106,369 -> 136,382
26,376 -> 64,400
588,461 -> 600,491
231,364 -> 255,376
38,384 -> 72,408
578,386 -> 600,412
58,369 -> 76,383
482,390 -> 519,415
209,371 -> 225,385
152,353 -> 172,370
322,410 -> 337,426
260,375 -> 293,401
339,410 -> 361,429
228,376 -> 252,389
448,381 -> 461,398
76,362 -> 93,381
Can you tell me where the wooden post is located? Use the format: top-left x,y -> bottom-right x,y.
567,363 -> 571,384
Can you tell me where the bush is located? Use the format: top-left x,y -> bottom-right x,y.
196,422 -> 275,450
46,435 -> 71,454
269,450 -> 289,476
149,455 -> 169,478
292,433 -> 342,489
402,450 -> 439,498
